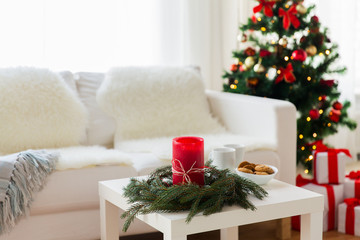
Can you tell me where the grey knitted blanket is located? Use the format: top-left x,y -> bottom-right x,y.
0,150 -> 58,234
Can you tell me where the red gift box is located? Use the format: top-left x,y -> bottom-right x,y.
292,175 -> 344,232
313,145 -> 351,184
338,198 -> 360,236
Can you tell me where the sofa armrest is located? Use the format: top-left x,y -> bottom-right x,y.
206,90 -> 297,185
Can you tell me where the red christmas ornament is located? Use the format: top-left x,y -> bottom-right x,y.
300,36 -> 307,43
333,101 -> 343,110
309,109 -> 320,120
253,0 -> 276,17
319,95 -> 327,101
320,79 -> 335,88
275,63 -> 296,84
292,49 -> 307,62
244,47 -> 256,56
230,64 -> 238,72
259,49 -> 271,57
251,15 -> 257,23
311,15 -> 319,23
329,108 -> 341,123
278,5 -> 300,30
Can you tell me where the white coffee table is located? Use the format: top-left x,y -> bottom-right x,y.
99,178 -> 324,240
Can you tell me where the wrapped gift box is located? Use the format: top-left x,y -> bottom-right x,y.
344,172 -> 360,199
292,179 -> 344,231
313,149 -> 351,184
338,198 -> 360,236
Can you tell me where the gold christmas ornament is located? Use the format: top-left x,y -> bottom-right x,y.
278,37 -> 288,47
306,45 -> 317,56
296,4 -> 307,14
246,77 -> 259,88
244,56 -> 255,68
240,64 -> 249,71
254,63 -> 265,73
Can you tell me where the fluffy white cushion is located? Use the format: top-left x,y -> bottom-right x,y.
52,146 -> 132,170
97,66 -> 225,145
75,72 -> 116,147
0,67 -> 87,154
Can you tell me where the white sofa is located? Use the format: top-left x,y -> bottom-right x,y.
0,67 -> 296,240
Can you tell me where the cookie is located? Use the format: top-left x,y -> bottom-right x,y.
238,161 -> 251,168
243,164 -> 255,171
255,171 -> 269,175
266,167 -> 274,174
255,164 -> 273,174
238,167 -> 253,174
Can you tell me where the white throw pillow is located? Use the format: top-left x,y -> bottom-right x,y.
97,66 -> 225,145
75,72 -> 116,147
0,67 -> 88,154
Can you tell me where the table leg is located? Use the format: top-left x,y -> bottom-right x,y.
300,211 -> 323,240
220,226 -> 238,240
100,197 -> 120,240
163,233 -> 187,240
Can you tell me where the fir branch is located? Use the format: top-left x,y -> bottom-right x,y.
121,164 -> 268,232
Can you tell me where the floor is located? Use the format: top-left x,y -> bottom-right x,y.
121,220 -> 360,240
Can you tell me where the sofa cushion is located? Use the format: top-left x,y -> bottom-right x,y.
75,72 -> 116,147
59,71 -> 77,95
0,67 -> 87,154
30,165 -> 138,215
97,66 -> 225,144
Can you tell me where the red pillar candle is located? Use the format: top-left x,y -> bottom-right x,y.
172,136 -> 205,186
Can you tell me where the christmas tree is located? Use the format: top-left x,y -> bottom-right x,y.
223,0 -> 357,172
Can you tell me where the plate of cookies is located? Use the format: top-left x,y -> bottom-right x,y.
235,161 -> 278,185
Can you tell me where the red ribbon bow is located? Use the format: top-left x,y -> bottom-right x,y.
278,5 -> 300,30
296,174 -> 314,187
275,63 -> 296,84
253,0 -> 276,17
344,198 -> 360,235
344,198 -> 360,207
346,171 -> 360,199
347,171 -> 360,180
172,159 -> 204,184
307,140 -> 328,152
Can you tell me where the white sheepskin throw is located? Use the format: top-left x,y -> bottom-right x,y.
116,133 -> 277,161
0,67 -> 87,154
97,66 -> 225,145
51,146 -> 132,170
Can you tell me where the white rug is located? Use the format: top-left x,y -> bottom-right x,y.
116,132 -> 277,161
47,146 -> 132,170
